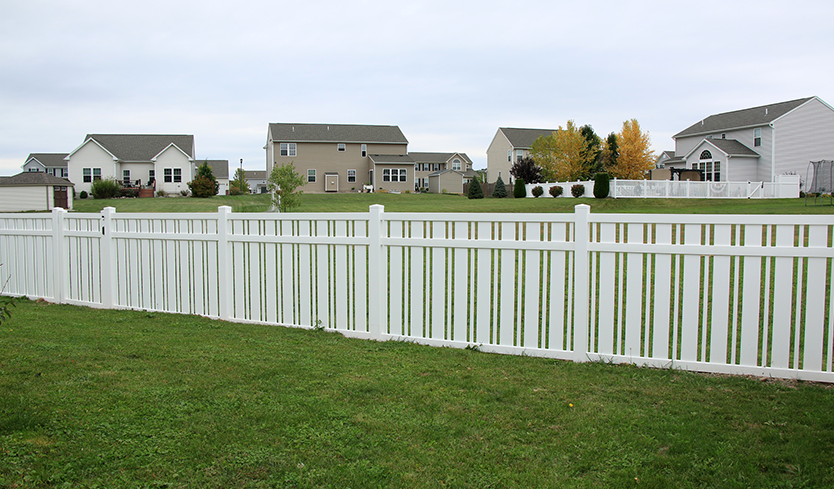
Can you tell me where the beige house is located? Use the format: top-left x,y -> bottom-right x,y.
22,153 -> 69,178
411,152 -> 473,191
265,123 -> 409,193
486,127 -> 556,184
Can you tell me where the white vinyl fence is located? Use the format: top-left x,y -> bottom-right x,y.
528,175 -> 800,199
1,206 -> 832,382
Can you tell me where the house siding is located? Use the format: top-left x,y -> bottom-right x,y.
22,159 -> 45,173
429,172 -> 465,194
268,141 -> 407,193
67,141 -> 116,194
486,129 -> 512,184
0,186 -> 49,212
772,98 -> 834,182
155,146 -> 192,195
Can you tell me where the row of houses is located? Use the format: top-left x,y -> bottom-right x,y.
5,95 -> 833,212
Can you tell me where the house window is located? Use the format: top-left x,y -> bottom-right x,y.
83,168 -> 91,183
307,169 -> 316,182
149,169 -> 155,183
754,128 -> 761,147
164,168 -> 172,183
507,150 -> 511,162
361,144 -> 367,157
516,150 -> 523,162
384,168 -> 407,182
383,169 -> 390,182
337,143 -> 346,152
93,168 -> 101,181
280,143 -> 297,157
347,169 -> 356,183
433,163 -> 440,172
123,170 -> 131,186
173,168 -> 182,183
452,159 -> 461,171
700,150 -> 712,160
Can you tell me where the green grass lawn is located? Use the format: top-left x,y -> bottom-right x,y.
1,299 -> 833,488
70,192 -> 834,215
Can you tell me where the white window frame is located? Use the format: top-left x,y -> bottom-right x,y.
337,143 -> 346,152
754,128 -> 762,147
307,169 -> 316,183
173,168 -> 182,183
516,149 -> 523,162
361,144 -> 367,157
347,169 -> 356,183
83,168 -> 92,183
383,169 -> 391,182
452,159 -> 461,171
280,143 -> 297,157
93,168 -> 101,181
164,168 -> 173,183
123,169 -> 131,186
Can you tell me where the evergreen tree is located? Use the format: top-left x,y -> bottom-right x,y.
467,178 -> 484,199
513,178 -> 527,198
189,160 -> 219,197
492,176 -> 508,198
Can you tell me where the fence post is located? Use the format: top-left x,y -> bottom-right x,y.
51,207 -> 66,304
367,205 -> 385,340
611,178 -> 617,198
572,204 -> 591,362
100,207 -> 117,308
217,206 -> 232,321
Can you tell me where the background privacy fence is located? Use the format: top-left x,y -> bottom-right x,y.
1,205 -> 832,382
526,175 -> 800,199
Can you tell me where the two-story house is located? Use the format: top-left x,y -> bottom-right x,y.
66,134 -> 196,195
486,127 -> 556,184
411,152 -> 474,191
265,123 -> 411,193
22,153 -> 70,178
667,96 -> 834,182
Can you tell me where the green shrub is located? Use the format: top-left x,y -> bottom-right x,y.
549,186 -> 563,198
79,190 -> 88,199
467,178 -> 484,199
90,178 -> 121,199
492,177 -> 508,198
571,184 -> 585,198
156,189 -> 167,197
513,178 -> 526,198
593,173 -> 610,199
188,175 -> 216,198
532,185 -> 544,198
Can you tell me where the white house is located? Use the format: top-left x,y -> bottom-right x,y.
486,127 -> 556,184
668,96 -> 834,183
66,134 -> 195,195
22,153 -> 69,178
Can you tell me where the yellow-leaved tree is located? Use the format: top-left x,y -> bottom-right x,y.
608,119 -> 655,179
531,120 -> 590,182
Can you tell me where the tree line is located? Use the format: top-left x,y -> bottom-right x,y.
513,119 -> 655,184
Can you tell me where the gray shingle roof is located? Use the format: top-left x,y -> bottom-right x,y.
500,127 -> 558,148
701,139 -> 760,157
197,160 -> 229,179
245,171 -> 267,180
408,152 -> 473,164
26,153 -> 69,168
0,172 -> 74,186
84,134 -> 195,161
269,123 -> 408,144
674,97 -> 814,138
368,154 -> 414,164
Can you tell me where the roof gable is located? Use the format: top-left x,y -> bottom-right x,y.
269,123 -> 408,144
683,138 -> 760,160
499,127 -> 558,149
409,152 -> 473,164
83,134 -> 195,161
26,153 -> 69,168
674,97 -> 815,138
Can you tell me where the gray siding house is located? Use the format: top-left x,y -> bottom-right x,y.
486,127 -> 556,184
411,152 -> 474,191
670,96 -> 834,182
22,153 -> 69,178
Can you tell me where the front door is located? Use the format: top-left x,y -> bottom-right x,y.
53,186 -> 68,209
325,173 -> 339,192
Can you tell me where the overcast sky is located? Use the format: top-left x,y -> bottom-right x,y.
1,0 -> 832,175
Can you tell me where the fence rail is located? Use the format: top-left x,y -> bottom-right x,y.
527,176 -> 800,199
1,205 -> 832,382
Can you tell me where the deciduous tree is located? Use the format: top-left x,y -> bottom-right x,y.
608,119 -> 655,179
510,157 -> 543,184
268,162 -> 305,212
230,168 -> 250,195
531,120 -> 591,182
